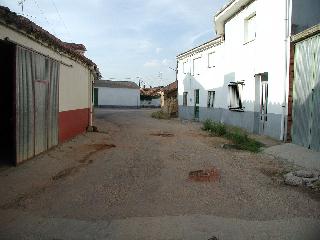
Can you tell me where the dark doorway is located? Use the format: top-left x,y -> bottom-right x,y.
194,89 -> 199,120
94,88 -> 98,107
0,40 -> 16,165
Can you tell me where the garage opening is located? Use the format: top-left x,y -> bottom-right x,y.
0,40 -> 16,165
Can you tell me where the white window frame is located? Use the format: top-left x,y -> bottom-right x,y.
183,61 -> 188,74
192,57 -> 201,76
228,82 -> 245,111
244,13 -> 256,44
183,92 -> 188,106
208,52 -> 215,68
207,91 -> 215,108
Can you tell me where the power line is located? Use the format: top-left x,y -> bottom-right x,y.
18,0 -> 26,12
50,0 -> 71,39
32,0 -> 57,36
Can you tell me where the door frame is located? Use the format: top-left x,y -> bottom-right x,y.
194,89 -> 200,120
94,88 -> 99,107
0,40 -> 16,165
254,72 -> 268,135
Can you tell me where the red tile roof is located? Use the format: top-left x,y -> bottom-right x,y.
163,80 -> 177,94
63,42 -> 87,51
140,87 -> 163,97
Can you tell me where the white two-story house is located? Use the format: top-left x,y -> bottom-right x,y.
177,0 -> 320,144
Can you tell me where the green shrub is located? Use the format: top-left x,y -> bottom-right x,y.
151,110 -> 170,119
211,122 -> 227,136
202,119 -> 263,152
202,119 -> 214,131
237,138 -> 263,152
225,129 -> 249,144
202,119 -> 226,136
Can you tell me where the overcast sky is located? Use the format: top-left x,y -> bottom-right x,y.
1,0 -> 227,86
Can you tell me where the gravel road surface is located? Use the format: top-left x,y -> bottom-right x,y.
0,109 -> 319,239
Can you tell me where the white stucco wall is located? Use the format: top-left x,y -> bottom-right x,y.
0,24 -> 93,112
140,98 -> 161,107
96,87 -> 140,107
177,42 -> 225,109
178,0 -> 290,115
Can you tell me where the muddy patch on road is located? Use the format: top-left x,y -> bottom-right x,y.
189,168 -> 220,182
78,144 -> 116,164
150,132 -> 174,137
53,143 -> 116,179
1,143 -> 116,210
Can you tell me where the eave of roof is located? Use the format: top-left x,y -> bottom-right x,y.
291,24 -> 320,43
215,0 -> 237,18
176,36 -> 223,60
214,0 -> 254,35
0,6 -> 97,69
64,42 -> 87,51
95,80 -> 140,89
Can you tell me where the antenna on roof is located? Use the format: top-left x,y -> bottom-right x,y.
18,0 -> 26,12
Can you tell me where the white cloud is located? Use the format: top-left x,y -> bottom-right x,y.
144,59 -> 160,67
189,29 -> 212,46
144,58 -> 172,68
138,40 -> 153,51
161,58 -> 171,66
156,47 -> 163,54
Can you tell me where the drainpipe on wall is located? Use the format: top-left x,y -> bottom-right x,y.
281,0 -> 291,141
175,60 -> 178,82
90,78 -> 94,127
88,67 -> 96,129
89,73 -> 94,127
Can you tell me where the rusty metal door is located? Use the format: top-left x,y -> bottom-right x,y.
292,33 -> 320,151
16,47 -> 60,164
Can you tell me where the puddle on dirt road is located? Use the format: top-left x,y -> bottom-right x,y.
78,144 -> 116,163
53,144 -> 116,180
189,168 -> 220,182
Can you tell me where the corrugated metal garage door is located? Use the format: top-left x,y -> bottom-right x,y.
292,34 -> 320,151
16,46 -> 60,163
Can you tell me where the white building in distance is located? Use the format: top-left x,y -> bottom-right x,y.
94,80 -> 140,108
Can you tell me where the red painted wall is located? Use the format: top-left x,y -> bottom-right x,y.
59,108 -> 89,142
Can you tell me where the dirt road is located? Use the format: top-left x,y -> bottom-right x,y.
0,109 -> 319,239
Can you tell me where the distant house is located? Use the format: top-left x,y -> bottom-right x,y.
140,87 -> 162,108
162,81 -> 178,103
177,0 -> 320,151
161,81 -> 178,116
94,80 -> 140,108
0,6 -> 100,165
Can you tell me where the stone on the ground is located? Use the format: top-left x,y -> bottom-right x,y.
284,170 -> 320,188
293,170 -> 314,178
302,177 -> 319,187
86,126 -> 98,132
284,172 -> 303,186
